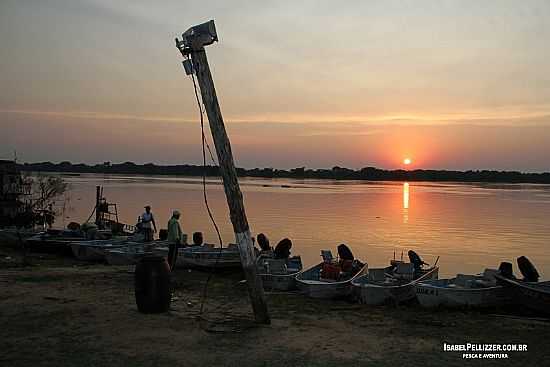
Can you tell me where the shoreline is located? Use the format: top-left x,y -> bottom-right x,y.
1,245 -> 549,366
18,162 -> 550,185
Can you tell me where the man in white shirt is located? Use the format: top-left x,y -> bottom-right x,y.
141,205 -> 157,242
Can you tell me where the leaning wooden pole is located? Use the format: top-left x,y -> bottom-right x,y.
95,185 -> 101,226
176,21 -> 270,324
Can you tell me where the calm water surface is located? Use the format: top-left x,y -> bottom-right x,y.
55,174 -> 550,277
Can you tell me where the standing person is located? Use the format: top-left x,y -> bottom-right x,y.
141,205 -> 157,242
167,210 -> 183,270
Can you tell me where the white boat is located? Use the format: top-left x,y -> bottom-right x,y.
295,247 -> 368,299
416,269 -> 512,308
176,243 -> 242,269
257,252 -> 303,291
105,241 -> 168,265
152,242 -> 242,270
69,238 -> 130,261
352,251 -> 439,305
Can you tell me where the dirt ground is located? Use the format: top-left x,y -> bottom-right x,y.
1,247 -> 549,367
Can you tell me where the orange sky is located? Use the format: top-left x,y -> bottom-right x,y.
1,1 -> 550,171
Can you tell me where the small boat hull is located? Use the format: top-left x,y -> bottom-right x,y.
104,242 -> 161,265
176,245 -> 242,270
353,267 -> 439,305
71,242 -> 105,261
416,281 -> 512,308
26,238 -> 77,255
0,228 -> 40,246
296,262 -> 369,299
70,239 -> 130,261
495,275 -> 550,315
260,273 -> 298,291
257,256 -> 303,291
26,229 -> 86,254
105,250 -> 146,265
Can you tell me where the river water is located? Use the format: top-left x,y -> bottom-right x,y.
54,173 -> 550,278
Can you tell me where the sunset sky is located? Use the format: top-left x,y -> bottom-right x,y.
1,0 -> 550,171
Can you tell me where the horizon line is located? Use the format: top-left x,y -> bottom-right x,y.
16,160 -> 550,176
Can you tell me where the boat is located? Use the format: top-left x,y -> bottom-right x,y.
25,186 -> 136,254
153,243 -> 242,270
69,238 -> 131,261
352,250 -> 439,305
104,241 -> 166,265
25,229 -> 88,254
495,256 -> 550,315
295,245 -> 368,299
176,243 -> 242,270
256,238 -> 303,291
147,231 -> 241,270
0,227 -> 41,247
415,268 -> 512,308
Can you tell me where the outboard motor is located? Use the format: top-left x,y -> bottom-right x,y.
257,233 -> 271,252
337,244 -> 354,261
517,256 -> 540,282
274,238 -> 292,259
408,250 -> 426,271
158,229 -> 168,241
67,222 -> 81,231
192,232 -> 203,246
498,261 -> 514,279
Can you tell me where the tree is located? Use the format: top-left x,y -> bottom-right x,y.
25,174 -> 69,227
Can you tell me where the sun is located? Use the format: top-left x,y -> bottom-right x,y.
403,158 -> 412,165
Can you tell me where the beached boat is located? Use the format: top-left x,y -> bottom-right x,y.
352,251 -> 439,305
26,226 -> 125,254
257,253 -> 303,291
105,241 -> 169,265
0,228 -> 41,246
105,244 -> 149,265
69,238 -> 131,261
495,256 -> 550,315
416,268 -> 512,308
256,238 -> 303,291
295,245 -> 368,299
25,229 -> 87,254
176,244 -> 242,270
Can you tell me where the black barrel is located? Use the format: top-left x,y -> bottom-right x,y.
135,256 -> 171,313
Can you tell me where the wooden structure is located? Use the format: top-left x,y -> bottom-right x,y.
0,159 -> 31,226
176,20 -> 270,324
93,185 -> 136,234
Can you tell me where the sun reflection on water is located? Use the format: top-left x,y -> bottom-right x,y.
403,182 -> 409,223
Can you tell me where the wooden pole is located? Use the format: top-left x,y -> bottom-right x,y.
95,186 -> 101,226
189,48 -> 270,324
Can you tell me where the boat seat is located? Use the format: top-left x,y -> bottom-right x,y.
482,268 -> 498,281
455,274 -> 478,288
287,256 -> 302,273
368,268 -> 386,282
394,263 -> 415,280
264,259 -> 288,274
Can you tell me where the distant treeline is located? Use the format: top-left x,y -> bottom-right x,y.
18,161 -> 550,184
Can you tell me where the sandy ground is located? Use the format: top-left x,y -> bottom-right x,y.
1,247 -> 549,367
